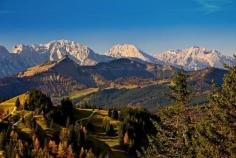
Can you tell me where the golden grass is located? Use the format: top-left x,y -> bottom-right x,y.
35,115 -> 49,130
73,108 -> 94,120
18,62 -> 56,77
17,122 -> 32,134
0,93 -> 28,111
69,88 -> 99,100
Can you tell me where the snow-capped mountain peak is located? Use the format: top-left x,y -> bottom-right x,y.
156,47 -> 235,70
105,44 -> 162,64
0,40 -> 114,78
105,44 -> 143,58
11,40 -> 110,65
1,41 -> 235,78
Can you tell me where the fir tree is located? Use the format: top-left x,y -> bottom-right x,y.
15,98 -> 21,109
203,56 -> 236,157
170,70 -> 191,106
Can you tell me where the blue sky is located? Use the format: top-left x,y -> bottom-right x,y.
0,0 -> 235,56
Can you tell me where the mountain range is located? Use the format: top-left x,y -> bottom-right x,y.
0,39 -> 235,78
156,46 -> 235,70
0,55 -> 228,110
0,56 -> 178,99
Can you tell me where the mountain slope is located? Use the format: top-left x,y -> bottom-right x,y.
155,46 -> 235,70
0,57 -> 172,99
105,44 -> 162,64
189,67 -> 227,90
73,67 -> 228,110
0,57 -> 96,98
83,58 -> 155,81
75,84 -> 172,111
0,56 -> 229,110
0,45 -> 28,78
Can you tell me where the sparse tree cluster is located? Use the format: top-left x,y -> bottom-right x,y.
0,89 -> 113,158
118,107 -> 156,156
0,122 -> 105,158
108,109 -> 119,120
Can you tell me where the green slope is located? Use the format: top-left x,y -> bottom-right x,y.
75,84 -> 173,111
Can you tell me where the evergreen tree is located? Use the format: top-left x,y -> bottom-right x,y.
170,70 -> 191,106
108,109 -> 112,117
140,56 -> 236,158
169,70 -> 192,138
112,110 -> 119,120
60,98 -> 73,123
15,98 -> 21,109
24,89 -> 52,112
200,56 -> 236,157
105,124 -> 115,136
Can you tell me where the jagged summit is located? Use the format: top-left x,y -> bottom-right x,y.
0,40 -> 113,78
12,40 -> 93,62
156,47 -> 235,70
10,40 -> 112,67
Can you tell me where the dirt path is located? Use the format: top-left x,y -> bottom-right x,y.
75,110 -> 97,125
1,107 -> 16,121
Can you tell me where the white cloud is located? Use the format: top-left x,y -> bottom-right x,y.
193,0 -> 232,13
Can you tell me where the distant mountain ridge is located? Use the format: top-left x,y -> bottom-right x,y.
155,46 -> 235,70
0,40 -> 235,78
0,40 -> 113,78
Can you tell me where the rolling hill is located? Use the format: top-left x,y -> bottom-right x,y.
0,56 -> 228,110
0,57 -> 177,99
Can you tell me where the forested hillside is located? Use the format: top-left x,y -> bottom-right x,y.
139,56 -> 236,158
0,57 -> 235,158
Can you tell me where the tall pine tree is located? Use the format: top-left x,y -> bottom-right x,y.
15,98 -> 21,109
170,70 -> 191,107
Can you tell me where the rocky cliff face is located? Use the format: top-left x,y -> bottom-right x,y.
12,40 -> 112,65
